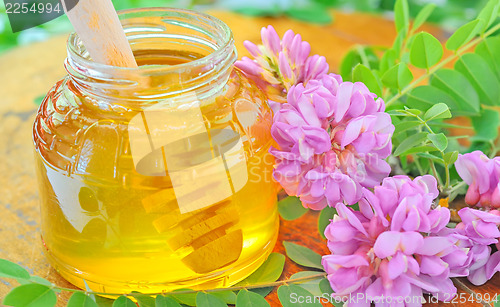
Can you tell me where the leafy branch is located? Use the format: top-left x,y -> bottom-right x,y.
390,103 -> 458,192
0,219 -> 332,307
7,273 -> 325,297
341,0 -> 500,196
386,21 -> 500,107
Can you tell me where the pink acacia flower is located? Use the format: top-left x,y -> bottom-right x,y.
235,25 -> 329,92
443,207 -> 500,285
322,175 -> 463,306
360,175 -> 448,232
455,151 -> 500,208
271,74 -> 394,209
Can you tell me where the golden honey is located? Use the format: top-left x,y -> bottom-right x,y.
33,8 -> 278,294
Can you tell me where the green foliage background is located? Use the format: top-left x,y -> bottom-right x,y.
0,0 -> 492,54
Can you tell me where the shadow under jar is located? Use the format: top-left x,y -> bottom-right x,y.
33,8 -> 278,294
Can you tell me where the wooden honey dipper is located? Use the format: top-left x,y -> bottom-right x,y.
63,0 -> 243,273
62,0 -> 137,67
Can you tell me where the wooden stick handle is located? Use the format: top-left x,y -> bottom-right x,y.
62,0 -> 137,68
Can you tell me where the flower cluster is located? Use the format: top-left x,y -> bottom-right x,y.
239,25 -> 500,305
237,26 -> 394,209
235,26 -> 329,93
442,208 -> 500,285
455,151 -> 500,208
270,74 -> 394,209
322,175 -> 500,306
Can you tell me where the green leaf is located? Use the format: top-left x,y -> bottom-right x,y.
3,284 -> 56,307
95,296 -> 115,307
388,109 -> 422,117
397,62 -> 415,89
319,281 -> 342,305
476,37 -> 500,80
278,196 -> 308,221
431,69 -> 480,114
428,133 -> 448,152
424,103 -> 452,121
392,30 -> 406,58
430,122 -> 474,129
410,32 -> 443,69
340,49 -> 359,81
318,206 -> 336,239
211,291 -> 237,305
417,156 -> 434,173
394,132 -> 429,156
155,295 -> 181,307
283,241 -> 323,270
236,290 -> 270,307
352,64 -> 383,96
400,145 -> 438,156
455,53 -> 499,106
402,108 -> 422,116
472,109 -> 500,141
112,296 -> 136,307
391,114 -> 402,126
379,49 -> 397,74
381,62 -> 413,90
394,0 -> 410,34
443,151 -> 459,165
169,289 -> 197,306
285,4 -> 332,24
319,278 -> 333,295
67,292 -> 99,307
446,19 -> 484,51
249,287 -> 273,298
394,120 -> 422,135
477,0 -> 500,33
277,285 -> 322,307
417,152 -> 444,164
17,276 -> 54,290
237,253 -> 285,285
131,292 -> 155,307
406,86 -> 459,113
195,292 -> 227,307
0,259 -> 30,280
340,48 -> 379,81
290,271 -> 324,296
400,154 -> 408,169
412,3 -> 437,31
387,110 -> 405,116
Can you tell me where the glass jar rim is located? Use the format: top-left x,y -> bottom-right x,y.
67,7 -> 234,74
65,7 -> 237,101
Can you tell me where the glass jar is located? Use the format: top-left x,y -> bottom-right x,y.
33,8 -> 278,294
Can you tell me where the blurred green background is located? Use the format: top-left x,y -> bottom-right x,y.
0,0 -> 489,54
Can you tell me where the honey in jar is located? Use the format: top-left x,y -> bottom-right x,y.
33,8 -> 278,294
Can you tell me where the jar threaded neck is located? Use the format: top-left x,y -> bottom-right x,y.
65,8 -> 237,103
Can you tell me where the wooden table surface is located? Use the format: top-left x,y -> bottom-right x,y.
0,8 -> 498,306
